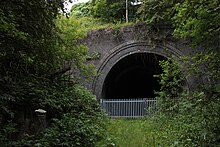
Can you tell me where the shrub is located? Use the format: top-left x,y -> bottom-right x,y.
154,52 -> 220,146
34,85 -> 107,147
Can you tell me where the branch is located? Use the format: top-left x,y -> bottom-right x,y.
49,66 -> 71,79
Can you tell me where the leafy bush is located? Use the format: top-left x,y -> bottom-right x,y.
6,84 -> 107,147
155,59 -> 185,115
36,85 -> 107,147
154,52 -> 220,146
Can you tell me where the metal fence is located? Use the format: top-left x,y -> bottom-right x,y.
100,98 -> 156,118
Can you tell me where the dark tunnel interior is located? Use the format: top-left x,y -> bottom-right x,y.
102,53 -> 166,99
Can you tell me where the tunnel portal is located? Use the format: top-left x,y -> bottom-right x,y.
102,53 -> 166,99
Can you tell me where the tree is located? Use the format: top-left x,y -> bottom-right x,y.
137,0 -> 183,27
138,0 -> 220,47
70,2 -> 90,17
0,0 -> 66,121
89,0 -> 140,22
172,0 -> 220,47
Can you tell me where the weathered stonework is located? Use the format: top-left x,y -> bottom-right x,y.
83,23 -> 195,99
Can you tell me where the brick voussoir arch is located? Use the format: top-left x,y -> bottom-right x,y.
92,40 -> 184,100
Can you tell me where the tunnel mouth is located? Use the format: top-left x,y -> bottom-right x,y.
102,53 -> 166,99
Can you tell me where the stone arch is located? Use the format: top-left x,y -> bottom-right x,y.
92,41 -> 184,100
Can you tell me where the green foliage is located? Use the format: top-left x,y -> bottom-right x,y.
182,52 -> 220,87
154,52 -> 220,146
0,0 -> 66,76
73,17 -> 135,32
70,2 -> 90,17
0,0 -> 94,118
0,0 -> 106,146
172,0 -> 220,46
97,119 -> 148,147
0,0 -> 65,98
137,0 -> 180,27
149,1 -> 220,145
178,52 -> 220,145
89,0 -> 123,22
56,16 -> 96,78
68,1 -> 139,32
89,0 -> 140,23
0,0 -> 66,127
155,59 -> 185,114
143,115 -> 181,146
0,122 -> 18,146
36,85 -> 107,147
138,0 -> 220,48
175,91 -> 220,146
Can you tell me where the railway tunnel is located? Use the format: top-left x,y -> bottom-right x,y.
102,53 -> 166,99
83,23 -> 190,117
90,41 -> 185,117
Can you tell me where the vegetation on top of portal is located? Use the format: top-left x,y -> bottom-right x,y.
70,0 -> 220,48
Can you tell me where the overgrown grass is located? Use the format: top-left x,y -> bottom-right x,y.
96,117 -> 180,147
142,116 -> 181,147
97,119 -> 147,147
